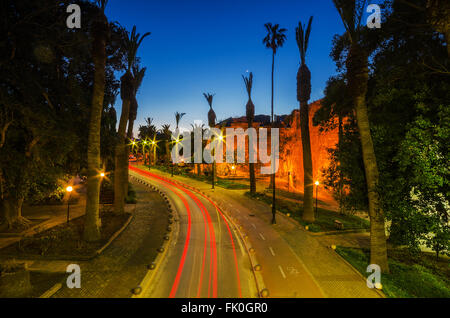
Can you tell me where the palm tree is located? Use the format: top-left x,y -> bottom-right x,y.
191,123 -> 206,176
84,0 -> 109,242
263,23 -> 287,224
161,124 -> 172,165
127,65 -> 147,139
295,16 -> 315,223
124,65 -> 146,191
204,93 -> 216,189
114,26 -> 150,215
174,111 -> 186,130
138,117 -> 156,165
243,72 -> 256,195
333,0 -> 389,272
171,111 -> 185,176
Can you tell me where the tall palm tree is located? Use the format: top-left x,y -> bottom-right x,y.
191,123 -> 206,176
171,111 -> 185,176
204,93 -> 216,189
161,124 -> 172,165
263,23 -> 287,224
333,0 -> 389,272
114,26 -> 150,215
127,65 -> 147,139
84,0 -> 109,242
243,72 -> 256,195
124,65 -> 146,192
296,16 -> 315,223
174,111 -> 186,130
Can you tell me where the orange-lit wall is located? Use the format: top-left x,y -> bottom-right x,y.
215,100 -> 339,205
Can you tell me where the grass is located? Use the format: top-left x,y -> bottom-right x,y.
335,246 -> 450,298
148,164 -> 248,190
245,191 -> 369,232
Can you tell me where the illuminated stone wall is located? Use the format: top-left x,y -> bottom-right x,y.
215,100 -> 339,202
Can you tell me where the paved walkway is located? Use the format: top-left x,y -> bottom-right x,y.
0,196 -> 86,249
147,166 -> 381,298
50,180 -> 168,297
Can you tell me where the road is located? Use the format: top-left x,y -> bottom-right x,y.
129,166 -> 257,298
131,165 -> 382,298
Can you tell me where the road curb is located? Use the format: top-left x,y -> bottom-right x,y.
129,172 -> 179,298
39,282 -> 63,298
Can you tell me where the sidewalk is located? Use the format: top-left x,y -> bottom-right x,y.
146,166 -> 381,298
51,180 -> 168,298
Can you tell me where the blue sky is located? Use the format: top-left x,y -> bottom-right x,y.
105,0 -> 349,134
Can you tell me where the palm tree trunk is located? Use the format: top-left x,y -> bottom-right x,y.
346,43 -> 389,273
300,100 -> 314,222
165,141 -> 170,165
113,99 -> 130,215
354,94 -> 389,273
123,118 -> 135,195
249,122 -> 256,196
84,18 -> 106,241
270,52 -> 276,224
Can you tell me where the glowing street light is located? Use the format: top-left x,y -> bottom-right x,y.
100,172 -> 105,177
66,185 -> 73,224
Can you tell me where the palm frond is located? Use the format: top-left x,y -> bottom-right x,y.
304,16 -> 313,54
263,23 -> 287,53
203,93 -> 215,107
242,72 -> 253,97
124,25 -> 151,70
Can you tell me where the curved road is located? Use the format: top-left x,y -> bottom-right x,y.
129,165 -> 257,298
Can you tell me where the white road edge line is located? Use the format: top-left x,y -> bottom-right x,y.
278,265 -> 286,279
269,246 -> 275,256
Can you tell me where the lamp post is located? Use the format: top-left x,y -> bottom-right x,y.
66,186 -> 73,224
315,180 -> 319,219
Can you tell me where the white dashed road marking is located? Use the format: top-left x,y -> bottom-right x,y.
269,246 -> 275,256
259,233 -> 266,241
251,223 -> 256,229
278,265 -> 286,279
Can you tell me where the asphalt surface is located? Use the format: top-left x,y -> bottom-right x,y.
134,166 -> 382,298
129,166 -> 256,298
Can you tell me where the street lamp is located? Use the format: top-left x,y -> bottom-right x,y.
315,181 -> 319,219
100,172 -> 105,178
66,186 -> 73,224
